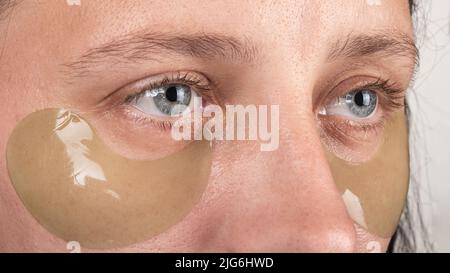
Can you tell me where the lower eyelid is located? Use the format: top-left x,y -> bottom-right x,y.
116,104 -> 177,131
317,105 -> 389,154
318,96 -> 384,123
317,116 -> 386,164
319,113 -> 385,136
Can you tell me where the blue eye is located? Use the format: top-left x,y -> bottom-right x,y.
320,89 -> 378,119
152,84 -> 192,115
344,90 -> 377,118
130,83 -> 200,117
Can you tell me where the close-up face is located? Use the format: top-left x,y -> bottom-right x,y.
0,0 -> 417,252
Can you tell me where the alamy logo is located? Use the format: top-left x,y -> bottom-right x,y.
171,98 -> 280,152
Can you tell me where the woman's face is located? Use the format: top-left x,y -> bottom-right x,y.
0,0 -> 416,252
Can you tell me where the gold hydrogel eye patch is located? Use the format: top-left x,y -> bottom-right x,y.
325,111 -> 409,238
6,108 -> 212,249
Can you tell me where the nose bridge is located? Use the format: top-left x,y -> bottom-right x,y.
278,113 -> 354,224
273,110 -> 356,226
208,107 -> 356,251
200,35 -> 357,250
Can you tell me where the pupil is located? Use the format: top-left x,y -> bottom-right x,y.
165,86 -> 178,102
354,91 -> 364,107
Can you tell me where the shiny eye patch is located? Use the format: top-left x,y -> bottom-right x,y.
6,108 -> 212,249
324,110 -> 409,238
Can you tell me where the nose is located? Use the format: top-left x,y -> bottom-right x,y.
200,108 -> 356,252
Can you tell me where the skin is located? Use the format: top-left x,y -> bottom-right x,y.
0,0 -> 416,252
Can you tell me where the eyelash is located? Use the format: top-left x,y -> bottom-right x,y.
361,78 -> 404,111
118,72 -> 215,130
318,77 -> 405,144
118,72 -> 404,138
125,72 -> 214,105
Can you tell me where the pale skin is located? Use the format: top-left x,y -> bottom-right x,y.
0,0 -> 416,252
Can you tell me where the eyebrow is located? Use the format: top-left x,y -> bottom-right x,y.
64,29 -> 418,79
63,31 -> 258,78
327,30 -> 419,65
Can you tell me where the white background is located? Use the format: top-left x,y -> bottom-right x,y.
409,0 -> 450,252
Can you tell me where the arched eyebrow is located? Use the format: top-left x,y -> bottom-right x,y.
63,31 -> 258,78
327,30 -> 419,65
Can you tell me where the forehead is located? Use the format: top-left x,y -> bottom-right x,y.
16,0 -> 413,45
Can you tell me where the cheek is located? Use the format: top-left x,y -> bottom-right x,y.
325,111 -> 409,239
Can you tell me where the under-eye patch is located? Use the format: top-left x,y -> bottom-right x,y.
325,111 -> 409,238
6,108 -> 212,249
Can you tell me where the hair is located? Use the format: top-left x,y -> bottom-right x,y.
409,0 -> 416,12
389,0 -> 434,253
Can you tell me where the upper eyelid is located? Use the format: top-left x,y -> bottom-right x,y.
327,77 -> 404,103
358,80 -> 405,110
338,79 -> 405,112
314,77 -> 405,119
93,71 -> 205,111
124,71 -> 219,105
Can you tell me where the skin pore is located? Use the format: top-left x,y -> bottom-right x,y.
0,0 -> 416,252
